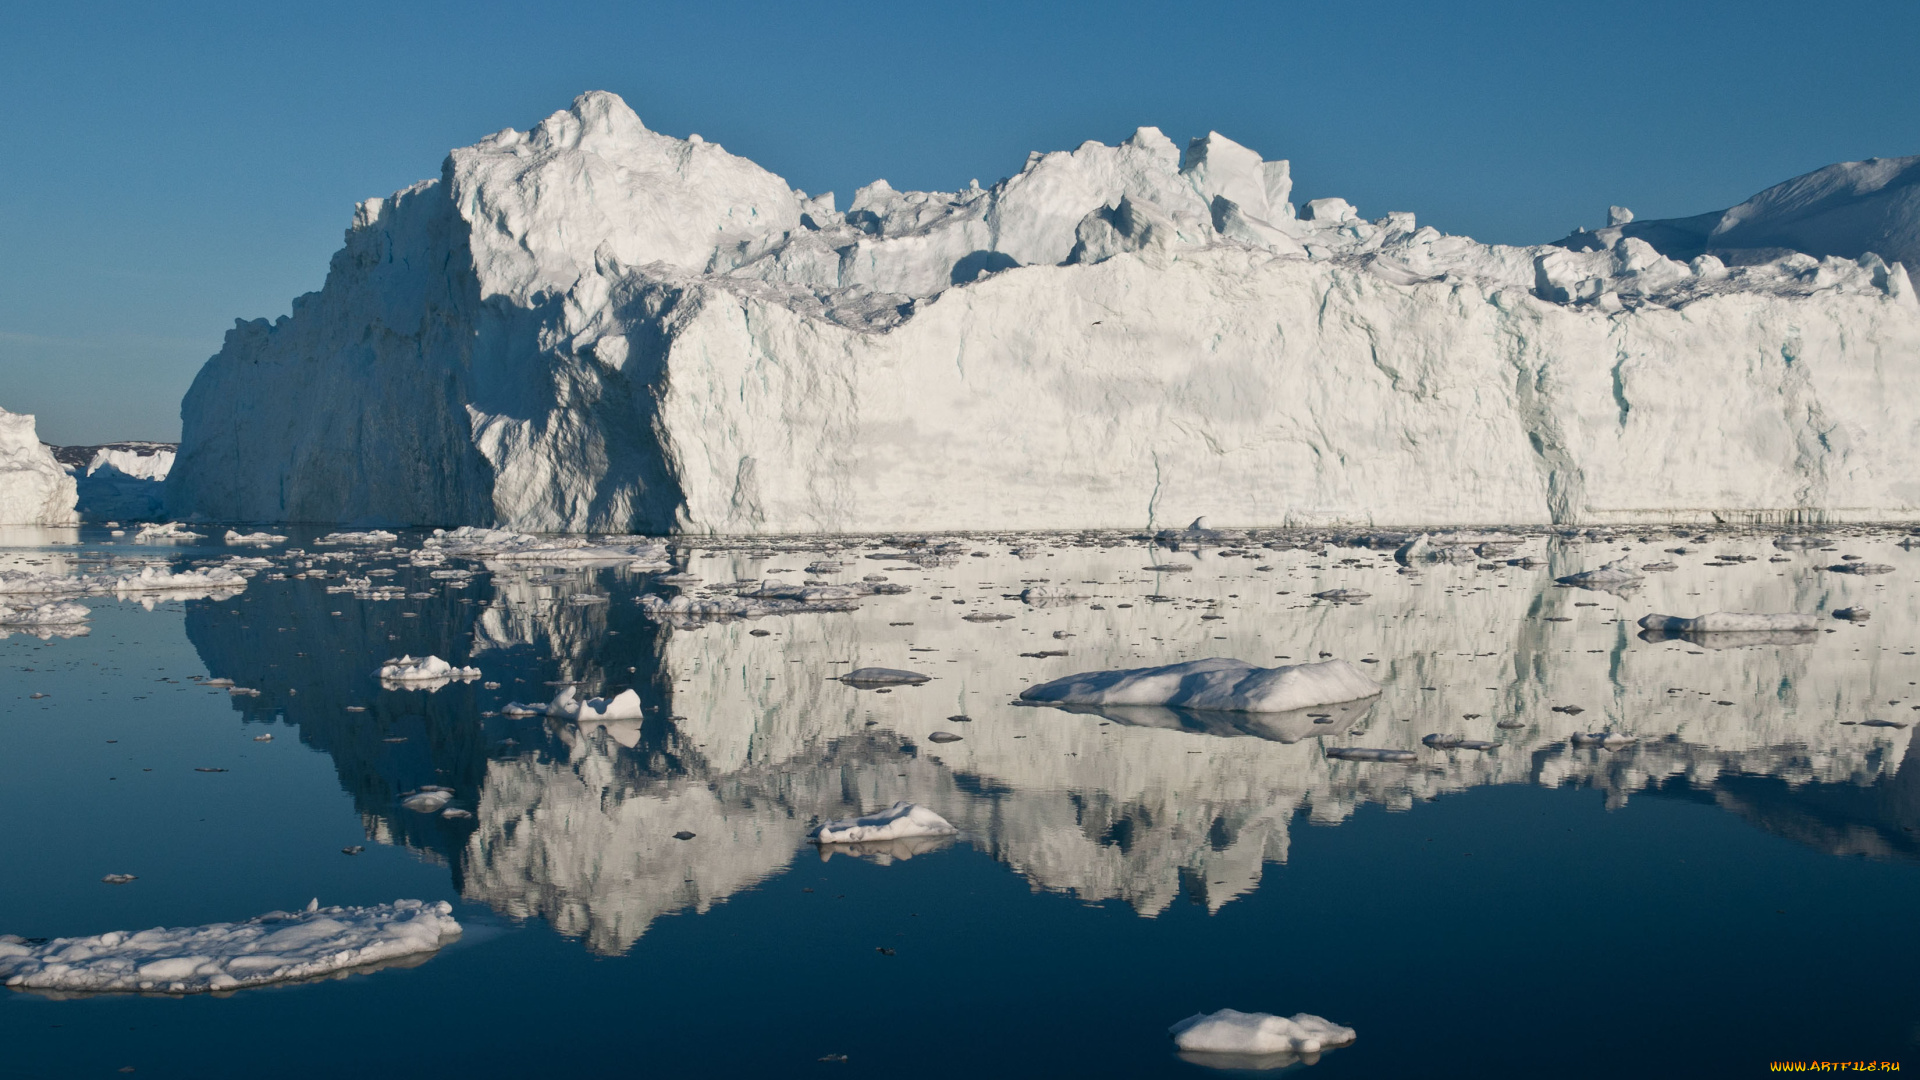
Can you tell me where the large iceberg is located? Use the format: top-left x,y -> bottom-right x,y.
168,92 -> 1920,532
0,408 -> 77,526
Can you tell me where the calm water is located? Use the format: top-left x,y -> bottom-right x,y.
3,525 -> 1918,1077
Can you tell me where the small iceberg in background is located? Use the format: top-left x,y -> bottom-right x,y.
811,802 -> 956,845
0,899 -> 460,994
1169,1008 -> 1356,1070
1019,658 -> 1379,714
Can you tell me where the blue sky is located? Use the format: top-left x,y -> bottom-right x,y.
3,0 -> 1916,444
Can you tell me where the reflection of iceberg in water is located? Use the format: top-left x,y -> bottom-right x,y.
181,533 -> 1920,954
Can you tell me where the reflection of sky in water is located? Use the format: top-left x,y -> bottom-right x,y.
5,525 -> 1920,1075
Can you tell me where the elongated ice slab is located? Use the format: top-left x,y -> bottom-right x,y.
0,899 -> 460,994
1020,658 -> 1379,713
812,802 -> 956,845
1169,1009 -> 1356,1055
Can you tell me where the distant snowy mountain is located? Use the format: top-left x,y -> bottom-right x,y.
1552,155 -> 1920,271
168,92 -> 1920,532
0,408 -> 77,526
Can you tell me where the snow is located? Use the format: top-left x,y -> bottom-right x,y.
812,801 -> 957,845
376,654 -> 481,688
1168,1009 -> 1356,1055
0,899 -> 460,994
0,408 -> 77,526
1638,612 -> 1821,632
1019,658 -> 1380,713
168,91 -> 1920,533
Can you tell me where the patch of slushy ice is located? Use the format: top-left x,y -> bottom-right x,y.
0,899 -> 460,994
1020,658 -> 1379,713
812,802 -> 957,845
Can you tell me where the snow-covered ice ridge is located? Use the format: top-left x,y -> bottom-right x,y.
170,91 -> 1920,533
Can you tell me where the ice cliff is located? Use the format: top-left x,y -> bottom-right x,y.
0,409 -> 77,526
169,92 -> 1920,532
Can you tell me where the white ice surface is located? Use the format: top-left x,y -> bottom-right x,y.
0,900 -> 459,994
133,522 -> 205,542
168,91 -> 1920,533
0,409 -> 77,526
112,565 -> 248,594
1638,612 -> 1821,632
1020,658 -> 1380,713
87,447 -> 174,482
224,529 -> 287,545
547,686 -> 645,721
812,801 -> 957,845
1168,1009 -> 1356,1055
0,600 -> 89,626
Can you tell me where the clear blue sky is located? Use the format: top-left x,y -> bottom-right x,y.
3,0 -> 1915,444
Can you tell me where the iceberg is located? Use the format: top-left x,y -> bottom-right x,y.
1019,658 -> 1380,713
166,92 -> 1920,533
0,899 -> 459,994
0,408 -> 77,526
811,801 -> 956,845
547,686 -> 645,721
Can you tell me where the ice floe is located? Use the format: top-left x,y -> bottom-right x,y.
812,802 -> 957,845
1169,1008 -> 1356,1055
132,522 -> 205,542
0,899 -> 460,994
376,654 -> 481,689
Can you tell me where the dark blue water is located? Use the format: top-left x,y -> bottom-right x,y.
4,526 -> 1917,1076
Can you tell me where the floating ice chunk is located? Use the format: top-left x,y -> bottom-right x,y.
1020,658 -> 1379,713
1571,732 -> 1639,748
0,570 -> 96,596
316,530 -> 399,546
1556,559 -> 1644,588
1422,734 -> 1496,750
223,530 -> 287,545
1020,585 -> 1085,603
132,522 -> 205,542
376,655 -> 480,688
1828,562 -> 1894,574
0,899 -> 460,994
400,788 -> 452,812
1169,1008 -> 1356,1055
420,527 -> 670,566
1637,612 -> 1820,632
811,801 -> 956,845
1311,589 -> 1369,603
840,667 -> 930,686
1325,747 -> 1417,762
546,686 -> 644,721
112,565 -> 249,594
0,601 -> 89,627
1834,607 -> 1871,621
